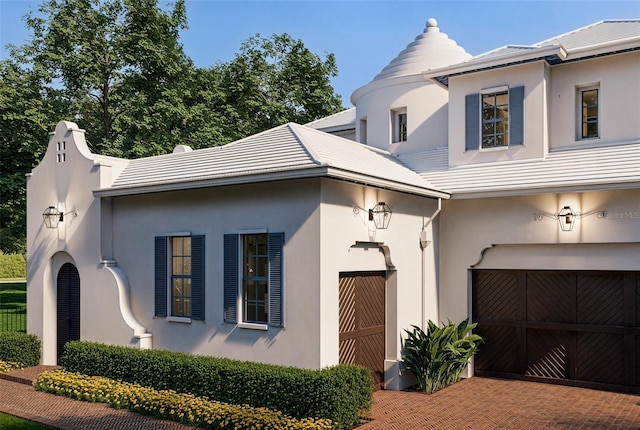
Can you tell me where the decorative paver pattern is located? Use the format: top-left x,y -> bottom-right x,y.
360,378 -> 640,429
1,367 -> 640,429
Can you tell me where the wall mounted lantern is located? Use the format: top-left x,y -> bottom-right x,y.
533,205 -> 607,232
42,206 -> 77,229
369,202 -> 392,229
557,206 -> 576,231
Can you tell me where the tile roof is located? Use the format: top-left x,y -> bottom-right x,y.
96,123 -> 447,198
305,108 -> 356,131
398,142 -> 640,198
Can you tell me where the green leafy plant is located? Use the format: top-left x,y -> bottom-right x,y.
0,332 -> 40,366
401,319 -> 483,394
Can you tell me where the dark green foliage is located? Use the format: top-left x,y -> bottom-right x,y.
0,332 -> 41,366
62,341 -> 372,429
402,319 -> 483,394
0,253 -> 27,278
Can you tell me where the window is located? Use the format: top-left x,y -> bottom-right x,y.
359,118 -> 368,145
171,237 -> 191,317
154,235 -> 205,321
56,140 -> 66,163
465,86 -> 524,151
579,87 -> 599,139
224,232 -> 284,328
391,108 -> 407,143
481,92 -> 509,148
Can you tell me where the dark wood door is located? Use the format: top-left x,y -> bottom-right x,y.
473,269 -> 639,393
339,272 -> 385,390
57,263 -> 80,364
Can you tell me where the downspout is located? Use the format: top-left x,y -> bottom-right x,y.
420,198 -> 441,330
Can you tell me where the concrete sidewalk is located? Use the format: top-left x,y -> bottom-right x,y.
1,366 -> 640,429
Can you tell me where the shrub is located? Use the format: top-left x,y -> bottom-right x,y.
0,332 -> 40,366
0,360 -> 22,373
0,252 -> 26,279
402,319 -> 483,394
35,370 -> 335,429
61,341 -> 372,429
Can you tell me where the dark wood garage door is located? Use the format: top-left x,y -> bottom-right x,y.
473,270 -> 640,393
339,272 -> 385,390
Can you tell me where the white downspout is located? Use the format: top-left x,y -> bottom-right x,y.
421,198 -> 441,330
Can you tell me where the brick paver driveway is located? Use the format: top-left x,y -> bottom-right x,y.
361,377 -> 640,429
2,367 -> 640,429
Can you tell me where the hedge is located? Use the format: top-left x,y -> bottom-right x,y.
0,332 -> 40,366
35,370 -> 335,430
0,252 -> 26,279
62,341 -> 372,429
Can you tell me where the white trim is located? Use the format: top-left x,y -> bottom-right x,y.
238,322 -> 269,331
237,228 -> 268,235
166,316 -> 192,324
480,85 -> 510,94
164,231 -> 191,237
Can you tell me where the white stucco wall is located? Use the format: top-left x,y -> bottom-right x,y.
27,122 -> 137,364
448,62 -> 548,167
354,76 -> 450,154
548,52 -> 640,150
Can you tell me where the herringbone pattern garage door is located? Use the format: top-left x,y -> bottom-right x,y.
473,270 -> 639,393
339,272 -> 385,390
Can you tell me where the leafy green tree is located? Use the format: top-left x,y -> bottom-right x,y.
0,59 -> 66,253
220,33 -> 343,141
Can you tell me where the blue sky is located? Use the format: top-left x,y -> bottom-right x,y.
1,0 -> 639,106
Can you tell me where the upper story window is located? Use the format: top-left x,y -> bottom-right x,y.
579,87 -> 599,140
465,86 -> 524,151
224,232 -> 284,329
56,141 -> 66,163
391,108 -> 407,143
481,92 -> 509,148
154,234 -> 205,322
359,118 -> 368,145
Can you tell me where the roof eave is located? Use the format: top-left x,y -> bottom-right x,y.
449,181 -> 640,200
425,45 -> 568,87
94,165 -> 450,199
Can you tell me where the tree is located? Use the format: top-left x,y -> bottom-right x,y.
219,33 -> 343,141
0,59 -> 66,253
22,0 -> 193,157
2,1 -> 344,253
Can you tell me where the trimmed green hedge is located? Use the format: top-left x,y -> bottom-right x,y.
0,252 -> 26,279
62,341 -> 372,429
0,332 -> 40,366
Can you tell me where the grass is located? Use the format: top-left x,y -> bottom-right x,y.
0,412 -> 52,429
0,280 -> 26,332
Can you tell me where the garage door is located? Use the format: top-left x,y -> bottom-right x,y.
339,272 -> 385,390
473,270 -> 639,393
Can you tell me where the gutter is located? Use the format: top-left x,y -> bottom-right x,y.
421,197 -> 442,330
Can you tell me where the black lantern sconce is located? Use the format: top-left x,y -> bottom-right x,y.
369,202 -> 392,229
556,206 -> 576,232
42,206 -> 77,229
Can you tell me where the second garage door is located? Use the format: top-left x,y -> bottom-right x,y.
473,269 -> 639,393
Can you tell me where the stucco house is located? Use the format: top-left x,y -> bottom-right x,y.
28,18 -> 640,392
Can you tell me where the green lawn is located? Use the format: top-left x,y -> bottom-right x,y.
0,280 -> 26,332
0,412 -> 52,429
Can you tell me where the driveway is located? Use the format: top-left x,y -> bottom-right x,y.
360,377 -> 640,429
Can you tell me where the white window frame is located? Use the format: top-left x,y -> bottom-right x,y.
237,228 -> 269,330
479,86 -> 510,151
165,231 -> 192,323
391,107 -> 407,143
576,84 -> 600,141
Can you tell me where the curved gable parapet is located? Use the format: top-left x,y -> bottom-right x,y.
49,121 -> 94,161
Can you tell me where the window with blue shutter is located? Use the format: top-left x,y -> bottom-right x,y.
223,232 -> 284,328
154,236 -> 168,317
466,86 -> 525,150
155,234 -> 205,321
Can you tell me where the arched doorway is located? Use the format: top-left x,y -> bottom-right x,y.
57,263 -> 80,364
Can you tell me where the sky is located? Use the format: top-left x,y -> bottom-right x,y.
1,0 -> 639,106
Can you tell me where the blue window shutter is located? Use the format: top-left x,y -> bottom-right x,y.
465,93 -> 480,151
154,236 -> 167,317
268,232 -> 285,327
191,235 -> 205,321
509,86 -> 525,146
223,234 -> 239,323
